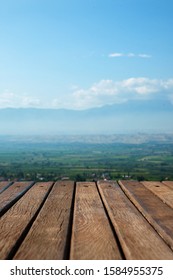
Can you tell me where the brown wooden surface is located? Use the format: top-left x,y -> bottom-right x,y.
162,181 -> 173,190
70,182 -> 122,260
0,181 -> 33,216
119,180 -> 173,251
142,181 -> 173,209
0,180 -> 173,260
0,182 -> 12,194
98,181 -> 173,260
0,182 -> 53,259
14,181 -> 75,260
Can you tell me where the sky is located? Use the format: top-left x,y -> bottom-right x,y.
0,0 -> 173,110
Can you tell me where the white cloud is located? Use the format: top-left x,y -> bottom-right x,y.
138,54 -> 152,58
21,95 -> 41,107
109,52 -> 151,58
69,77 -> 173,109
0,91 -> 41,108
109,53 -> 124,57
1,78 -> 173,110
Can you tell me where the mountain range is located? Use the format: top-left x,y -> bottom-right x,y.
0,99 -> 173,135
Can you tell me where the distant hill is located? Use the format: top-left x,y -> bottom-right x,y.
0,99 -> 173,134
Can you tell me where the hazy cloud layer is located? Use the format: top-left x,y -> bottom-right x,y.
71,78 -> 173,109
1,78 -> 173,110
0,92 -> 41,108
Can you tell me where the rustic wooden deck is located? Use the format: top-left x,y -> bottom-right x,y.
0,180 -> 173,260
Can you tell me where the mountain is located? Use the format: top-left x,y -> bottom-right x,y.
0,99 -> 173,134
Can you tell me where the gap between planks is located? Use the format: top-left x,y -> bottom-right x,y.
0,181 -> 13,194
70,182 -> 122,260
141,181 -> 173,209
0,181 -> 34,217
14,181 -> 75,260
0,182 -> 53,259
98,181 -> 173,259
119,180 -> 173,252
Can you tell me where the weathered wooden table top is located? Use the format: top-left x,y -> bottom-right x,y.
0,180 -> 173,260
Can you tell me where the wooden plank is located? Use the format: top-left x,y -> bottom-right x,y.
141,181 -> 173,209
70,182 -> 122,260
0,181 -> 34,217
14,181 -> 75,260
162,181 -> 173,190
0,182 -> 12,194
0,182 -> 53,259
98,181 -> 173,259
119,180 -> 173,251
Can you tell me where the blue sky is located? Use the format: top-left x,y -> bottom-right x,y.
0,0 -> 173,110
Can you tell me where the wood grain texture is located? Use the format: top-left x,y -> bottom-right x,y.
1,180 -> 173,260
14,181 -> 75,260
142,181 -> 173,209
0,182 -> 12,194
70,182 -> 122,260
98,181 -> 173,259
162,181 -> 173,190
0,181 -> 33,216
119,180 -> 173,251
0,182 -> 53,259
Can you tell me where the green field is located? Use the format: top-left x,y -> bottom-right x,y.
0,139 -> 173,181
